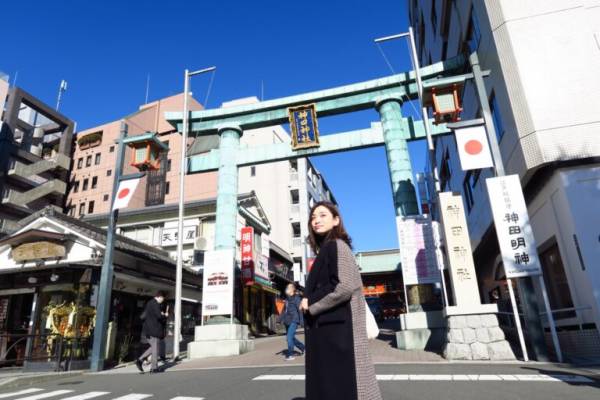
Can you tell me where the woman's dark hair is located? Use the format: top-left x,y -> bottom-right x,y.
307,201 -> 352,253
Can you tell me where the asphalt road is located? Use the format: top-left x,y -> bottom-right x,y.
0,363 -> 599,400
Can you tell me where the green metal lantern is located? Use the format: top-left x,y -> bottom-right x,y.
124,132 -> 169,171
430,84 -> 463,125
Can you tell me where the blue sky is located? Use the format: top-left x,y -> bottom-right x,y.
2,0 -> 426,251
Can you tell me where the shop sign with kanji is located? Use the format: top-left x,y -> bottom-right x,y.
486,175 -> 542,278
288,104 -> 320,150
160,226 -> 197,246
240,226 -> 254,286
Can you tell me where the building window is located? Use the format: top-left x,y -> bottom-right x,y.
91,176 -> 98,189
103,194 -> 109,201
462,170 -> 480,213
88,201 -> 95,214
290,189 -> 299,205
430,0 -> 438,34
82,178 -> 89,191
540,242 -> 575,319
86,155 -> 92,167
418,12 -> 425,62
109,145 -> 115,153
95,153 -> 101,165
250,166 -> 256,177
79,203 -> 85,216
106,169 -> 112,177
439,150 -> 452,191
466,6 -> 482,53
489,92 -> 505,141
77,158 -> 83,169
165,181 -> 170,195
167,159 -> 172,172
292,222 -> 301,238
73,181 -> 80,193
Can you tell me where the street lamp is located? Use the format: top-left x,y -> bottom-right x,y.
374,28 -> 451,308
173,66 -> 216,361
90,124 -> 168,372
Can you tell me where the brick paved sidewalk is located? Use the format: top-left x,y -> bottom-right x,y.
103,330 -> 444,374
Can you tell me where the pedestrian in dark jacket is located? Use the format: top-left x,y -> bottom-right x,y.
279,283 -> 305,361
301,202 -> 381,400
135,291 -> 167,373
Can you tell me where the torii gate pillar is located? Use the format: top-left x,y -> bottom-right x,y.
376,98 -> 419,217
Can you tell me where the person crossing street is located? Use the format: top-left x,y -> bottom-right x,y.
279,283 -> 305,361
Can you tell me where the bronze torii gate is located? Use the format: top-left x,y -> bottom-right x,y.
166,57 -> 470,253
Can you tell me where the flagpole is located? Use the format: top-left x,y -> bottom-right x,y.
90,121 -> 129,372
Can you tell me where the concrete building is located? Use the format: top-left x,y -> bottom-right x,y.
0,72 -> 75,237
69,94 -> 337,285
410,0 -> 600,358
67,93 -> 212,218
0,206 -> 202,370
82,192 -> 295,337
233,97 -> 337,285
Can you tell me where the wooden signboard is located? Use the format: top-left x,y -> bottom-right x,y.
11,241 -> 66,262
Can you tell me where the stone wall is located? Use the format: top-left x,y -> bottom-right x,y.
443,313 -> 516,360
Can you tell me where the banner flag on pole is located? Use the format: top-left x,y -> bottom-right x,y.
112,178 -> 141,211
454,125 -> 494,171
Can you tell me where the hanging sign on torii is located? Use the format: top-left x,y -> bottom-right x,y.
289,104 -> 320,150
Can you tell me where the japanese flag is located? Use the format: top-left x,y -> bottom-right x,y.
454,125 -> 494,171
112,178 -> 141,211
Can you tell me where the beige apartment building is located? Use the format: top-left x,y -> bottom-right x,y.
67,93 -> 214,217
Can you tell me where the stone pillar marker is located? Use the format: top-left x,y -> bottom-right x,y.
439,192 -> 515,360
188,125 -> 255,359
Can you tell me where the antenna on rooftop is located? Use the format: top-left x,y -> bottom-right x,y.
145,74 -> 150,104
56,80 -> 68,111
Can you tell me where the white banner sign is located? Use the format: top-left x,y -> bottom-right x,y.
486,175 -> 542,278
396,216 -> 442,285
160,226 -> 196,246
112,178 -> 141,210
455,125 -> 494,171
201,249 -> 235,316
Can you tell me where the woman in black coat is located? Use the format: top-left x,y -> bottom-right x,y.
301,202 -> 382,400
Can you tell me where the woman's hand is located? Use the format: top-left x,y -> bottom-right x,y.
300,298 -> 309,312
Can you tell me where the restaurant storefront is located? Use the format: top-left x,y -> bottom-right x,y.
0,207 -> 202,371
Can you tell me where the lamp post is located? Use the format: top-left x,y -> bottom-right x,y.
90,124 -> 168,372
173,66 -> 216,361
374,30 -> 451,309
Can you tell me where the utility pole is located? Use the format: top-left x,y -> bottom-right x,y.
469,51 -> 554,362
90,122 -> 128,372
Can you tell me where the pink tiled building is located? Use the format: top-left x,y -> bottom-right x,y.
67,93 -> 217,217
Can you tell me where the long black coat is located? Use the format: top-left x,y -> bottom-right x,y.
141,298 -> 166,339
304,239 -> 381,400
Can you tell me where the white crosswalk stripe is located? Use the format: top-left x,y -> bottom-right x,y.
59,392 -> 110,400
169,397 -> 205,400
252,374 -> 595,383
0,389 -> 44,399
0,391 -> 205,400
12,390 -> 74,400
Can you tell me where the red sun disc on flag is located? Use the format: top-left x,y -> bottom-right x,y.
117,188 -> 130,199
465,139 -> 483,155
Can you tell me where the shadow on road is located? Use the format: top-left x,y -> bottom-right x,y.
521,365 -> 600,389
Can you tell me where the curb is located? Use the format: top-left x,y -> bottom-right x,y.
0,371 -> 83,390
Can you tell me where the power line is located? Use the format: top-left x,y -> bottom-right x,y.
375,42 -> 421,118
